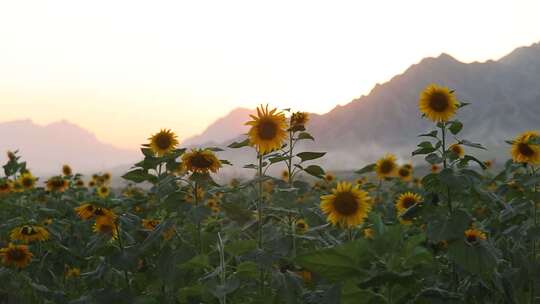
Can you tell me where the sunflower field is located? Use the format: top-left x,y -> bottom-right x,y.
0,84 -> 539,304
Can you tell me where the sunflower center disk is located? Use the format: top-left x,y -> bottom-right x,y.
191,155 -> 213,169
518,143 -> 535,157
380,161 -> 394,174
333,192 -> 359,216
21,226 -> 36,235
257,120 -> 278,140
428,92 -> 450,112
155,135 -> 173,149
466,235 -> 477,243
22,178 -> 33,187
402,198 -> 415,209
399,169 -> 409,177
8,249 -> 24,261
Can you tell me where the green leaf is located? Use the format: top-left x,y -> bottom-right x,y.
296,152 -> 326,162
419,130 -> 438,138
412,147 -> 436,156
297,132 -> 315,141
226,240 -> 257,256
425,153 -> 443,164
122,169 -> 155,183
426,209 -> 470,242
303,165 -> 325,178
448,241 -> 498,279
460,139 -> 486,150
355,163 -> 376,175
228,138 -> 250,148
448,121 -> 463,135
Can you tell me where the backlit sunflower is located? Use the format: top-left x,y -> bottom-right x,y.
10,225 -> 49,243
510,131 -> 540,165
295,219 -> 309,233
46,176 -> 69,192
97,186 -> 110,198
290,111 -> 309,131
182,149 -> 222,174
397,166 -> 412,182
148,129 -> 179,156
75,203 -> 96,220
18,172 -> 36,190
464,228 -> 486,244
395,192 -> 423,215
62,164 -> 72,176
0,243 -> 33,268
0,179 -> 12,195
375,154 -> 398,179
142,219 -> 160,230
418,84 -> 459,122
93,216 -> 118,239
449,144 -> 464,158
320,181 -> 372,228
246,105 -> 287,155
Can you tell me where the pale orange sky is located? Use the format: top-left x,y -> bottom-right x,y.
1,0 -> 539,149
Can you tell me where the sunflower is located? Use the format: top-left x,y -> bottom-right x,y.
324,173 -> 335,183
182,149 -> 222,174
46,176 -> 69,192
74,179 -> 85,188
397,166 -> 412,182
102,172 -> 111,182
185,186 -> 205,203
10,225 -> 49,243
320,181 -> 372,228
449,144 -> 464,158
97,186 -> 110,198
418,84 -> 459,122
162,226 -> 176,240
363,228 -> 374,240
510,131 -> 540,165
211,206 -> 221,215
207,198 -> 220,209
0,179 -> 13,195
464,228 -> 487,244
75,203 -> 96,220
375,154 -> 398,179
431,164 -> 440,173
0,243 -> 33,268
148,129 -> 179,156
395,192 -> 423,215
295,219 -> 309,233
16,172 -> 36,190
483,159 -> 493,170
290,111 -> 309,131
62,164 -> 72,176
88,180 -> 96,187
281,170 -> 289,182
142,219 -> 160,230
246,105 -> 288,155
93,207 -> 117,220
93,216 -> 118,239
12,181 -> 24,193
65,267 -> 81,278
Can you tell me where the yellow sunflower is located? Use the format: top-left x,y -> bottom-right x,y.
290,111 -> 310,131
93,216 -> 118,239
375,154 -> 398,179
281,170 -> 289,182
148,129 -> 179,156
246,105 -> 287,155
449,144 -> 464,158
418,84 -> 459,122
74,179 -> 85,188
431,164 -> 440,173
395,192 -> 423,215
182,149 -> 222,174
0,243 -> 33,268
97,186 -> 110,198
397,166 -> 412,182
207,198 -> 220,209
17,172 -> 36,190
65,267 -> 81,278
464,228 -> 487,244
46,176 -> 69,192
62,164 -> 72,176
93,207 -> 117,220
363,228 -> 374,240
12,181 -> 24,193
0,179 -> 13,195
75,203 -> 96,220
413,178 -> 422,188
510,131 -> 540,165
10,225 -> 49,243
324,173 -> 335,183
142,219 -> 160,230
295,219 -> 309,233
320,181 -> 372,228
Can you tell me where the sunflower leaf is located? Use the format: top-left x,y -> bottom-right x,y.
297,152 -> 326,162
448,121 -> 463,135
297,132 -> 315,141
228,138 -> 250,148
355,164 -> 376,175
419,130 -> 438,138
460,140 -> 486,150
302,165 -> 325,178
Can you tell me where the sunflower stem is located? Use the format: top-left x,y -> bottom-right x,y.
530,165 -> 537,303
194,181 -> 203,254
115,225 -> 130,289
291,216 -> 297,258
257,152 -> 265,295
287,129 -> 294,187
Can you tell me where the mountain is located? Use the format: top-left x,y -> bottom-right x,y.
185,42 -> 540,170
0,120 -> 139,175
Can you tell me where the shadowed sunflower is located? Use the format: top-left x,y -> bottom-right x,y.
93,207 -> 117,220
510,131 -> 540,165
182,149 -> 222,174
10,225 -> 49,242
148,129 -> 179,156
46,176 -> 69,192
62,164 -> 72,176
281,170 -> 289,182
397,166 -> 412,182
0,243 -> 33,268
0,179 -> 12,195
431,164 -> 440,173
97,186 -> 110,198
290,111 -> 309,131
449,144 -> 465,158
142,219 -> 160,230
246,105 -> 287,155
375,154 -> 398,179
295,219 -> 309,233
464,228 -> 487,244
65,267 -> 81,278
93,216 -> 118,239
75,203 -> 96,220
75,179 -> 85,188
102,172 -> 111,182
320,181 -> 372,228
418,84 -> 459,122
18,172 -> 36,190
395,192 -> 423,215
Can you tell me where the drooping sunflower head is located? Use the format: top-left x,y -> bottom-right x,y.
46,176 -> 69,192
449,144 -> 465,158
245,105 -> 288,155
148,129 -> 179,156
418,84 -> 459,122
93,216 -> 118,239
75,203 -> 96,220
97,186 -> 110,198
181,149 -> 222,174
397,166 -> 412,182
320,181 -> 372,228
290,111 -> 310,131
142,219 -> 160,230
0,243 -> 33,268
18,172 -> 36,190
10,225 -> 49,243
510,131 -> 540,165
0,179 -> 12,195
464,228 -> 487,244
395,192 -> 423,215
375,154 -> 398,179
62,164 -> 72,176
295,219 -> 309,233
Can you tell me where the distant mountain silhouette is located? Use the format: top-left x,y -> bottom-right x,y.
184,42 -> 540,170
0,120 -> 139,175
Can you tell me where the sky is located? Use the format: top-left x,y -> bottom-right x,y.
1,0 -> 539,149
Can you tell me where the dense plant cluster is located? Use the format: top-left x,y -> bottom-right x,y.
0,84 -> 539,303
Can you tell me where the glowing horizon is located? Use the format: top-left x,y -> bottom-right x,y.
1,0 -> 539,149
